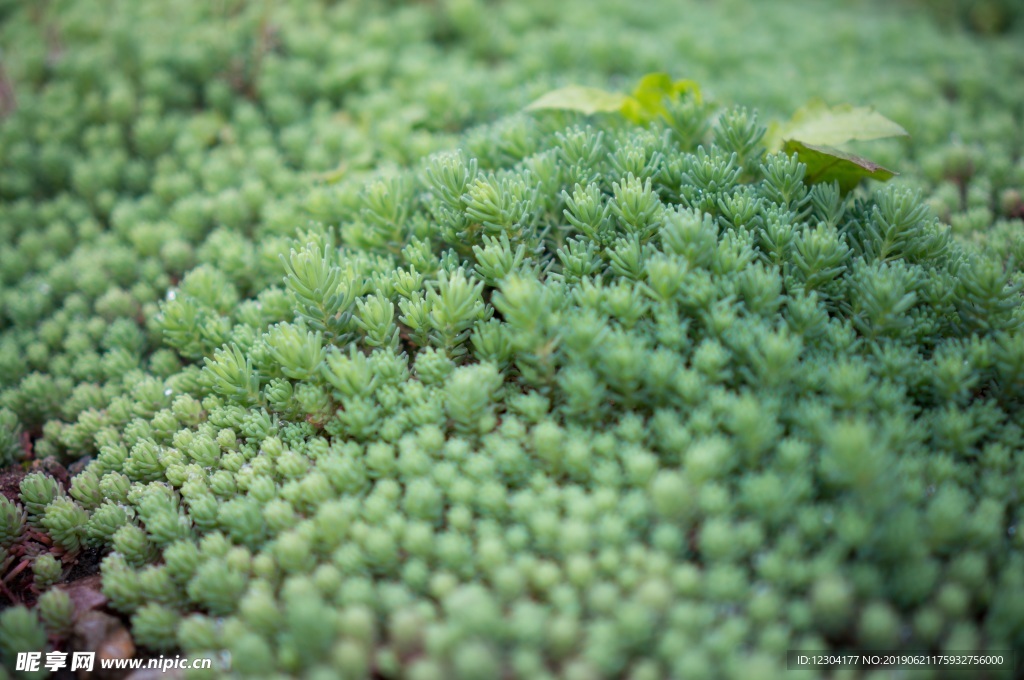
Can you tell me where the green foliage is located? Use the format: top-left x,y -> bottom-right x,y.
19,473 -> 63,526
532,77 -> 912,194
37,588 -> 74,637
0,496 -> 24,548
10,105 -> 1021,676
132,603 -> 182,651
0,408 -> 20,466
913,0 -> 1022,33
0,607 -> 47,679
1,0 -> 1023,678
31,553 -> 62,591
40,496 -> 89,553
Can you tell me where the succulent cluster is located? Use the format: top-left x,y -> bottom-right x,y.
1,0 -> 1023,678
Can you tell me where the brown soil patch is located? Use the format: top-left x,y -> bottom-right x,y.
0,465 -> 27,502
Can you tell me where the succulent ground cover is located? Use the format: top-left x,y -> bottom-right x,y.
1,0 -> 1023,678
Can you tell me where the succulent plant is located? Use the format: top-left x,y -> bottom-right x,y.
2,0 -> 1024,677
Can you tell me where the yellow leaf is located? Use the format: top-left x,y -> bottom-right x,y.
769,99 -> 908,151
524,86 -> 630,116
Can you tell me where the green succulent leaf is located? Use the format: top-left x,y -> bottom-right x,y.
783,140 -> 899,194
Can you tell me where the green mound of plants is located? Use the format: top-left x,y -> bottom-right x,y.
1,0 -> 1023,678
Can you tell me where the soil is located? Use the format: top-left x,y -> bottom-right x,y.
0,465 -> 27,503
